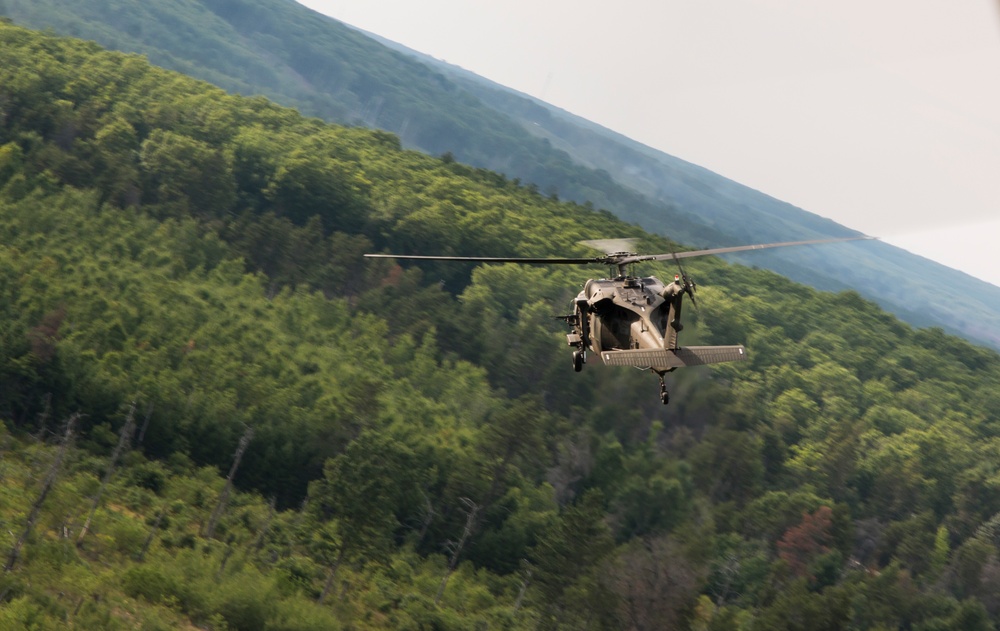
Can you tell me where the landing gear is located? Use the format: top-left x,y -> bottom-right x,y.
657,373 -> 670,405
573,350 -> 585,372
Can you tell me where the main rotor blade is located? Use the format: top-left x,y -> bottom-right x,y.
364,253 -> 600,265
366,236 -> 876,268
625,235 -> 876,264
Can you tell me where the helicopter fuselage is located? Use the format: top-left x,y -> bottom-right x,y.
569,274 -> 684,356
562,272 -> 747,404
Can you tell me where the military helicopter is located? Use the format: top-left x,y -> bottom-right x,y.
365,235 -> 873,404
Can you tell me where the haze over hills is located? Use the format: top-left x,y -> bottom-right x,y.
5,0 -> 999,348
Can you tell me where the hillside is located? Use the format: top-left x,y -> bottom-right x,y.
377,38 -> 1000,346
3,0 -> 1000,350
4,22 -> 1000,630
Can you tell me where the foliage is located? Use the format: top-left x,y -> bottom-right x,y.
8,0 -> 1000,357
2,21 -> 1000,629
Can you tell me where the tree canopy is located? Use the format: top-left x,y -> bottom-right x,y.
2,21 -> 1000,629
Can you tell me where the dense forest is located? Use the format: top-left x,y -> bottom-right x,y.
0,0 -> 679,226
3,21 -> 1000,629
6,0 -> 1000,351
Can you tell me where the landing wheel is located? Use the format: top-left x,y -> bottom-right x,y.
573,350 -> 584,372
657,373 -> 669,405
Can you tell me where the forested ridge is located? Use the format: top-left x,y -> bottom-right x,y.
3,22 -> 1000,630
7,0 -> 1000,351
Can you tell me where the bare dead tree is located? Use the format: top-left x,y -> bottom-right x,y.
280,496 -> 310,561
136,402 -> 154,445
5,413 -> 78,573
33,393 -> 52,441
26,395 -> 55,476
136,504 -> 167,562
78,401 -> 137,543
317,546 -> 347,604
203,425 -> 254,539
435,497 -> 480,605
216,536 -> 237,579
415,488 -> 435,546
250,497 -> 277,558
514,560 -> 533,613
0,432 -> 10,484
602,535 -> 705,631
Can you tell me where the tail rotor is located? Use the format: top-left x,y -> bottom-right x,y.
672,253 -> 698,308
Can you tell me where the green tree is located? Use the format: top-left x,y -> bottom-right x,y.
531,489 -> 615,628
308,430 -> 420,601
139,128 -> 235,217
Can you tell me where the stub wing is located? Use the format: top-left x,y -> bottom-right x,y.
599,345 -> 747,370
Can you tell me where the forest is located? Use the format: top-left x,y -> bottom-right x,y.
3,20 -> 1000,630
10,0 -> 1000,354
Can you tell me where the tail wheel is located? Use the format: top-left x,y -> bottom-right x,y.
573,350 -> 584,372
657,373 -> 669,405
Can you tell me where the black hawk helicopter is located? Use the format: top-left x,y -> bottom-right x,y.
365,236 -> 873,404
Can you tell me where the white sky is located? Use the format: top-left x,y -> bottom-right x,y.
298,0 -> 1000,287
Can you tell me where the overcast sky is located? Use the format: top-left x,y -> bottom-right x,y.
298,0 -> 1000,287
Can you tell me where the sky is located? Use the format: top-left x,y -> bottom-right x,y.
297,0 -> 1000,287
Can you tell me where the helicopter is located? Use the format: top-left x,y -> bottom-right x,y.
365,235 -> 873,404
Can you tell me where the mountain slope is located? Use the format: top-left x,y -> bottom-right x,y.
4,0 -> 1000,349
7,21 -> 1000,629
385,39 -> 1000,344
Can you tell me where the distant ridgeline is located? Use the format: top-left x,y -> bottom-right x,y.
4,0 -> 1000,350
4,20 -> 1000,630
